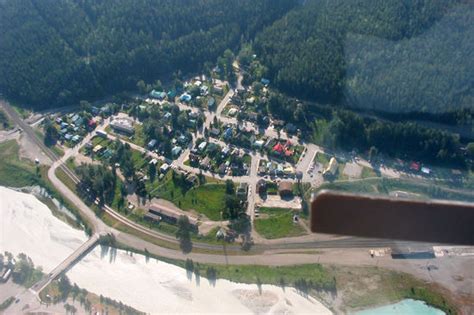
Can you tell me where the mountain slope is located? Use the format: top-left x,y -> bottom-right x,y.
0,0 -> 297,108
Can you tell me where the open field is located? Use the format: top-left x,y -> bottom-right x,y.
0,140 -> 40,187
254,207 -> 306,239
315,177 -> 474,203
152,172 -> 226,221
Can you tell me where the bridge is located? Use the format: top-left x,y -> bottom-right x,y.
30,233 -> 104,294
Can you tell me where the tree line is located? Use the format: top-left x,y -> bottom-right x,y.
0,0 -> 297,108
253,0 -> 472,114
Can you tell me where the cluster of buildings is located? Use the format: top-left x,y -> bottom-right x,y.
145,204 -> 198,232
189,140 -> 250,176
53,112 -> 97,145
145,75 -> 226,109
258,159 -> 299,178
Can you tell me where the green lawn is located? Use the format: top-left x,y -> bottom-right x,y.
337,163 -> 348,180
254,207 -> 306,239
0,140 -> 92,234
361,166 -> 378,178
315,177 -> 474,203
152,172 -> 226,220
208,263 -> 334,291
0,140 -> 41,187
314,151 -> 330,167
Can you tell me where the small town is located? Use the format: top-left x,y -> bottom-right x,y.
0,1 -> 473,314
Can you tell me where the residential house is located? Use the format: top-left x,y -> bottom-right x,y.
224,127 -> 233,139
148,139 -> 158,150
150,90 -> 166,100
323,157 -> 338,177
237,183 -> 248,200
110,117 -> 134,135
200,156 -> 211,169
247,112 -> 258,122
256,179 -> 267,194
207,97 -> 216,109
160,163 -> 170,173
261,78 -> 270,86
210,128 -> 220,137
254,140 -> 264,149
278,181 -> 293,197
198,141 -> 207,151
180,93 -> 192,102
171,146 -> 182,156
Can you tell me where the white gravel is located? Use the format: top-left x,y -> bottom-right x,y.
0,185 -> 331,314
68,246 -> 332,314
0,186 -> 87,272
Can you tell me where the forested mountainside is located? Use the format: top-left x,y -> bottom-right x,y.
0,0 -> 296,108
254,0 -> 473,114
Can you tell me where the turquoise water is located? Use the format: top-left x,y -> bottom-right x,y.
354,299 -> 445,315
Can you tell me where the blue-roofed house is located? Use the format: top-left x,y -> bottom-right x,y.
148,139 -> 158,150
171,146 -> 182,156
180,93 -> 192,103
150,90 -> 166,100
207,97 -> 216,109
167,90 -> 176,99
261,78 -> 270,86
60,122 -> 69,129
75,117 -> 84,126
178,135 -> 187,144
72,135 -> 81,142
224,127 -> 233,139
102,149 -> 113,159
188,119 -> 196,127
65,133 -> 73,141
71,114 -> 80,123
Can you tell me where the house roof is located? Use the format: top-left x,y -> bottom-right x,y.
273,142 -> 284,153
278,181 -> 293,193
410,162 -> 421,171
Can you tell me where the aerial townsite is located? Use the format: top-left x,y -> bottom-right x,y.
0,0 -> 473,314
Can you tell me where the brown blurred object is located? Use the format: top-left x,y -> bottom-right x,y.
311,190 -> 474,245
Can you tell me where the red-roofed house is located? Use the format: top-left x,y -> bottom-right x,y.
273,142 -> 284,154
88,119 -> 97,129
410,162 -> 421,172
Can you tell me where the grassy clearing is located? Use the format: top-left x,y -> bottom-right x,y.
207,263 -> 334,290
152,172 -> 226,220
254,207 -> 306,239
12,104 -> 30,119
334,265 -> 456,314
0,140 -> 41,187
336,163 -> 348,180
361,166 -> 378,178
314,151 -> 330,167
315,177 -> 474,203
0,133 -> 85,230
